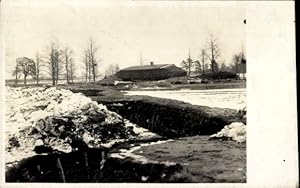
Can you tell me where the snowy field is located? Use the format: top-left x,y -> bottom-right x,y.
125,88 -> 246,110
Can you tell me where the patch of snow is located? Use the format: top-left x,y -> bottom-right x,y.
109,139 -> 176,166
210,122 -> 246,143
124,120 -> 159,139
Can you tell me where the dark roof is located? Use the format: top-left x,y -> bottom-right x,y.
120,64 -> 174,71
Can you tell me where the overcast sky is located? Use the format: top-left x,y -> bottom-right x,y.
4,1 -> 246,80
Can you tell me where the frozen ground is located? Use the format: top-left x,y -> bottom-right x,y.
125,88 -> 246,110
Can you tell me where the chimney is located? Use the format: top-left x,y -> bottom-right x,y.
150,61 -> 154,66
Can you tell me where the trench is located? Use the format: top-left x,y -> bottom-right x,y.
6,147 -> 182,182
99,98 -> 240,138
6,92 -> 242,183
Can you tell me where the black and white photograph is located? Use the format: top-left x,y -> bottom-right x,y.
0,0 -> 297,186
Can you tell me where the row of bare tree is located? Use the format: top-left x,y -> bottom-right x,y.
13,38 -> 101,86
180,34 -> 246,76
82,39 -> 102,83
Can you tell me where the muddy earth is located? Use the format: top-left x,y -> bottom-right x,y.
132,136 -> 246,183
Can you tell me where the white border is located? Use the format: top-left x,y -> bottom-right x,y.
0,1 -> 297,188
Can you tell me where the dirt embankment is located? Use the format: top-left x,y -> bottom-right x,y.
63,85 -> 243,138
97,97 -> 241,138
6,148 -> 182,182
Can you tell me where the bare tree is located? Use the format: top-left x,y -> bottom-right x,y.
69,59 -> 75,83
44,42 -> 63,86
180,49 -> 194,76
194,60 -> 202,75
233,54 -> 241,73
16,57 -> 36,85
204,63 -> 209,72
35,52 -> 41,85
220,62 -> 228,72
200,49 -> 207,74
12,65 -> 20,85
232,50 -> 246,74
54,48 -> 63,85
50,42 -> 56,85
205,34 -> 220,73
81,50 -> 89,82
105,64 -> 120,77
86,38 -> 101,83
63,46 -> 73,84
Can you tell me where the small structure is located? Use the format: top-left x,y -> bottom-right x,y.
116,63 -> 187,81
237,61 -> 246,79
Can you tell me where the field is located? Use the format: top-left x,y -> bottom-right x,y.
125,88 -> 246,110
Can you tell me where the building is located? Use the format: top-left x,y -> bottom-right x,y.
116,63 -> 187,81
237,61 -> 246,79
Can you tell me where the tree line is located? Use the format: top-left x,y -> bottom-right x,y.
180,34 -> 246,77
12,38 -> 118,86
13,34 -> 246,85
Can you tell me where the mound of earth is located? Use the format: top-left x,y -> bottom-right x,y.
97,75 -> 123,86
5,87 -> 158,166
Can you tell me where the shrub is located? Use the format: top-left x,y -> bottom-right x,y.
199,72 -> 238,80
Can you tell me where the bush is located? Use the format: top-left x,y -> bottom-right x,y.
199,72 -> 238,80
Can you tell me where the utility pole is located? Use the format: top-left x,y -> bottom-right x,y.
188,48 -> 191,76
201,49 -> 205,74
139,52 -> 144,65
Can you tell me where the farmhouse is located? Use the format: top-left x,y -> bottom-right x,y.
116,63 -> 187,81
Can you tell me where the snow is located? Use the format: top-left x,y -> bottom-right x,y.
125,88 -> 246,110
125,120 -> 159,139
109,139 -> 176,165
5,86 -> 158,165
210,122 -> 246,143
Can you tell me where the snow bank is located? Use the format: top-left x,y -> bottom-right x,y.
5,86 -> 157,165
110,139 -> 176,165
210,122 -> 246,143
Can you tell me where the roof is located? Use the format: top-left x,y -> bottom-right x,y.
120,64 -> 174,71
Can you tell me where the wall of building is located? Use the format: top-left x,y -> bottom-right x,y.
116,66 -> 186,81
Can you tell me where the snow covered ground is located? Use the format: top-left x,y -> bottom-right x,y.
125,88 -> 246,110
